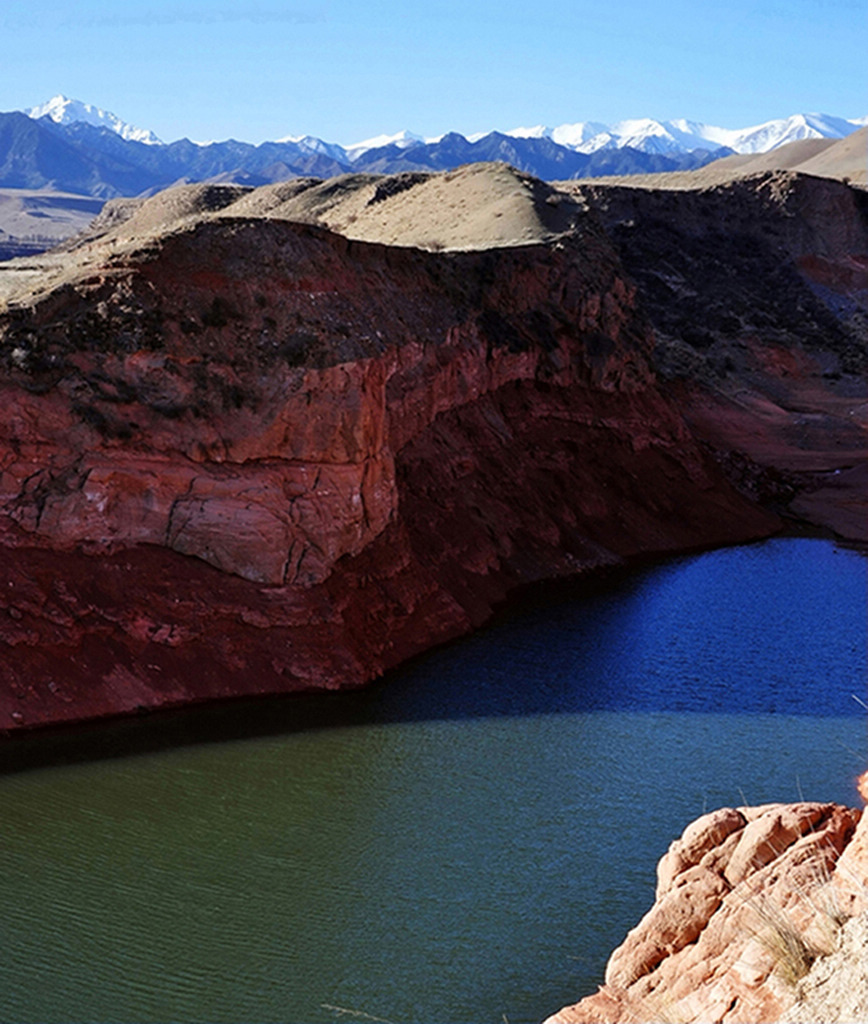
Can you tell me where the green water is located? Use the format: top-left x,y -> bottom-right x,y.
0,539 -> 865,1023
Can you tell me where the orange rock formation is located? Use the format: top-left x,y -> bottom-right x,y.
545,773 -> 868,1024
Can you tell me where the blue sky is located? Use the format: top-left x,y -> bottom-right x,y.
1,0 -> 865,144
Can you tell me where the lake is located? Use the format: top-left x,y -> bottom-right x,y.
0,537 -> 865,1023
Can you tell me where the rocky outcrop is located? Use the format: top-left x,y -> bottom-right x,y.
545,772 -> 868,1024
0,166 -> 865,732
0,190 -> 779,731
572,172 -> 868,541
781,915 -> 868,1023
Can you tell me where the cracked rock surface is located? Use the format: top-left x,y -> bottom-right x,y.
545,791 -> 865,1024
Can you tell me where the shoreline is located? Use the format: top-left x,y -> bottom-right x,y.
2,527 -> 862,775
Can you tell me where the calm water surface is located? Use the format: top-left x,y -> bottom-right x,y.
0,538 -> 865,1023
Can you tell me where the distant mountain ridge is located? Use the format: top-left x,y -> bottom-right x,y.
2,95 -> 865,200
501,112 -> 867,156
23,95 -> 867,158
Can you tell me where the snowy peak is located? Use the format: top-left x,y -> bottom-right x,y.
722,113 -> 862,153
25,95 -> 162,145
343,130 -> 429,161
505,113 -> 866,156
503,122 -> 612,150
504,124 -> 553,140
275,133 -> 349,163
606,119 -> 680,154
550,122 -> 610,150
505,117 -> 714,155
19,97 -> 867,162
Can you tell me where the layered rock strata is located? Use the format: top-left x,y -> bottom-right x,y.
545,772 -> 868,1024
0,164 -> 865,732
0,169 -> 781,730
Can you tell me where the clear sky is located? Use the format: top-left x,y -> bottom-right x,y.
1,0 -> 865,145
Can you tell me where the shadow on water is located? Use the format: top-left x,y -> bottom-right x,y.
2,537 -> 865,775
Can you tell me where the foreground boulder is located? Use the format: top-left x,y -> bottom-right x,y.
545,772 -> 868,1024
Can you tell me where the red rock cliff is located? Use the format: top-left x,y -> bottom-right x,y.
0,208 -> 776,731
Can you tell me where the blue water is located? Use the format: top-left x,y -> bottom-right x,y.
372,537 -> 866,721
0,537 -> 864,1024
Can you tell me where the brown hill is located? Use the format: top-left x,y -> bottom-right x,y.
705,137 -> 835,175
0,164 -> 591,307
796,125 -> 867,182
71,162 -> 585,254
0,188 -> 104,258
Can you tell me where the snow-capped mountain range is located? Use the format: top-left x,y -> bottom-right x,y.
23,95 -> 868,161
503,113 -> 868,156
3,95 -> 865,201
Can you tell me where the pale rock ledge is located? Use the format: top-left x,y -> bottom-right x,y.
544,771 -> 868,1024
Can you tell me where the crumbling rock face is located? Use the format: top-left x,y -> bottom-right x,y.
545,785 -> 866,1024
0,219 -> 649,586
2,169 -> 865,731
0,209 -> 777,731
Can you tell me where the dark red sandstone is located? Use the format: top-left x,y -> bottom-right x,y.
1,169 -> 865,733
0,210 -> 780,731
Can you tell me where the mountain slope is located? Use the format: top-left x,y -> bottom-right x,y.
578,127 -> 867,189
505,112 -> 866,156
22,97 -> 868,162
0,112 -> 732,199
0,112 -> 129,196
0,114 -> 354,198
796,125 -> 868,183
699,129 -> 867,185
0,187 -> 103,260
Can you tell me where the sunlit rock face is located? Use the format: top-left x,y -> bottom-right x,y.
545,776 -> 868,1024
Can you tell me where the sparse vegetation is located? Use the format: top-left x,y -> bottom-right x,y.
752,899 -> 826,986
201,295 -> 235,328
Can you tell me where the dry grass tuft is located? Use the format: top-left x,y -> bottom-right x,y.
749,899 -> 828,986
